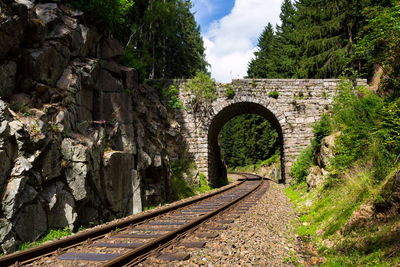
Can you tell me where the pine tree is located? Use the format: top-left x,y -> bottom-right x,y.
274,0 -> 297,78
247,23 -> 278,78
294,0 -> 373,78
124,0 -> 207,80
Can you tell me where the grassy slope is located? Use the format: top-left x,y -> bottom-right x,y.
285,81 -> 400,266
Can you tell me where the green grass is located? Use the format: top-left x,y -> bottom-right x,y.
194,173 -> 212,193
17,227 -> 72,251
286,167 -> 400,266
230,150 -> 280,173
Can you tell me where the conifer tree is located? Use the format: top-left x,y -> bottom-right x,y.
293,0 -> 373,78
274,0 -> 297,78
247,23 -> 277,78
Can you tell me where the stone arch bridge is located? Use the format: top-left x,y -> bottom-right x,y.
174,79 -> 367,185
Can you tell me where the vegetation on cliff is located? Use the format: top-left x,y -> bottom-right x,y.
73,0 -> 208,81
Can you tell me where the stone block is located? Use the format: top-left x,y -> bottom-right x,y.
61,138 -> 89,162
102,151 -> 137,214
65,162 -> 88,201
15,202 -> 47,242
0,61 -> 17,97
99,37 -> 124,59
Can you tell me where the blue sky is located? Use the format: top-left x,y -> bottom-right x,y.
191,0 -> 235,33
191,0 -> 284,83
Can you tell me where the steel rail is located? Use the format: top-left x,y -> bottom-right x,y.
0,178 -> 247,266
102,179 -> 264,267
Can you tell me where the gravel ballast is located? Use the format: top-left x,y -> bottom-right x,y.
142,182 -> 303,266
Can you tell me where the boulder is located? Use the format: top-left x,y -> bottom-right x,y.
95,69 -> 123,93
79,25 -> 100,57
14,202 -> 47,242
48,16 -> 83,57
0,219 -> 15,254
8,93 -> 32,111
0,14 -> 26,59
15,0 -> 34,10
120,66 -> 138,91
61,138 -> 89,162
0,143 -> 15,194
21,42 -> 70,90
306,166 -> 327,189
101,151 -> 139,215
34,3 -> 61,28
0,61 -> 17,97
48,189 -> 77,230
1,176 -> 28,219
41,143 -> 61,181
317,132 -> 339,168
65,162 -> 88,201
99,37 -> 124,59
0,100 -> 11,137
11,156 -> 32,176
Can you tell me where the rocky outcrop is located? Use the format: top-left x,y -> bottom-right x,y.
306,132 -> 339,189
0,1 -> 186,253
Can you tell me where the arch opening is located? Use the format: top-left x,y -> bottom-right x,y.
207,102 -> 285,186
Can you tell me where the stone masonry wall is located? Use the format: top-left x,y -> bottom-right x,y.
0,1 -> 186,253
175,79 -> 367,184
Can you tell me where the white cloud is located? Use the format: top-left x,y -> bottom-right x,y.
203,0 -> 283,83
191,0 -> 215,26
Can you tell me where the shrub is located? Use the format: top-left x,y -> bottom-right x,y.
268,90 -> 280,99
160,85 -> 185,110
290,146 -> 314,183
194,173 -> 212,193
185,72 -> 217,110
225,86 -> 235,99
313,114 -> 333,147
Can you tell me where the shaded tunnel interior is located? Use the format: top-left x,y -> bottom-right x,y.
208,102 -> 284,186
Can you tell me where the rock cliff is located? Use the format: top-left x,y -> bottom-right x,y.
0,0 -> 186,253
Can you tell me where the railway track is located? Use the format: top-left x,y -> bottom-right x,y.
0,173 -> 268,266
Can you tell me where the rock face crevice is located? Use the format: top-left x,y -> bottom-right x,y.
0,1 -> 185,253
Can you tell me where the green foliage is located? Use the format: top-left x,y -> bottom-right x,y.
185,72 -> 217,110
18,227 -> 72,251
170,158 -> 212,201
247,23 -> 279,78
160,85 -> 185,110
224,86 -> 235,99
268,90 -> 280,99
170,158 -> 195,200
291,79 -> 400,184
124,1 -> 208,80
286,167 -> 400,266
72,0 -> 134,32
231,149 -> 281,173
329,82 -> 387,177
354,2 -> 400,91
313,114 -> 333,146
74,0 -> 208,81
290,114 -> 333,183
247,0 -> 399,83
379,97 -> 400,154
194,173 -> 212,193
290,146 -> 314,183
219,114 -> 279,168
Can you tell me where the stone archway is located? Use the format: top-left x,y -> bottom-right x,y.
174,79 -> 367,184
207,101 -> 285,186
